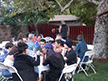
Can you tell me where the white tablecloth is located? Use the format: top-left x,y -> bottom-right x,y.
34,56 -> 50,78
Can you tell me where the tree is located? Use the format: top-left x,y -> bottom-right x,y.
93,0 -> 108,58
55,0 -> 99,13
69,0 -> 98,25
1,0 -> 54,35
2,0 -> 108,59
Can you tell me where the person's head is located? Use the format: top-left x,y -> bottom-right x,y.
52,28 -> 55,33
8,46 -> 18,55
17,32 -> 24,41
55,34 -> 62,40
31,31 -> 36,36
26,32 -> 29,38
5,42 -> 14,51
28,34 -> 34,41
17,42 -> 29,54
64,40 -> 73,49
55,39 -> 64,47
77,34 -> 82,41
40,39 -> 46,49
61,20 -> 66,24
43,43 -> 59,58
37,34 -> 42,42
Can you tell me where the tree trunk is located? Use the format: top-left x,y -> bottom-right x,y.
93,0 -> 108,58
34,20 -> 38,36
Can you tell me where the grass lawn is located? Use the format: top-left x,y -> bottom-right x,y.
0,62 -> 107,81
74,62 -> 108,81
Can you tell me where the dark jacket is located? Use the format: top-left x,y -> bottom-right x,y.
13,52 -> 40,81
65,49 -> 77,65
43,54 -> 64,81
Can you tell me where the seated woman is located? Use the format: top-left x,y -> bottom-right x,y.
13,42 -> 40,81
1,46 -> 18,77
42,43 -> 64,81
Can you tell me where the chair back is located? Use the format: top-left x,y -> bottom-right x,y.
5,65 -> 23,81
82,51 -> 95,62
0,62 -> 7,70
0,62 -> 23,81
63,64 -> 77,74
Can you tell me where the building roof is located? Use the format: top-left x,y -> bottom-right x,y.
49,15 -> 79,22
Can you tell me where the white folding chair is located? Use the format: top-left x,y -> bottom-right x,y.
77,51 -> 96,76
5,65 -> 23,81
58,57 -> 80,81
87,45 -> 94,51
0,62 -> 12,81
0,62 -> 23,81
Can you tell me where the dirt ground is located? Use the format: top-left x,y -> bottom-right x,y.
93,58 -> 108,63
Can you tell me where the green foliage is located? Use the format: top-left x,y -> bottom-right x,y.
69,0 -> 98,25
1,0 -> 51,35
72,31 -> 85,45
0,16 -> 21,36
0,6 -> 21,36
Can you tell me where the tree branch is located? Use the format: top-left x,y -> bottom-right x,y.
55,0 -> 63,10
55,0 -> 74,13
61,0 -> 74,12
87,0 -> 99,5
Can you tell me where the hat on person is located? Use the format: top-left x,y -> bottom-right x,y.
44,43 -> 53,50
65,40 -> 73,48
77,34 -> 82,41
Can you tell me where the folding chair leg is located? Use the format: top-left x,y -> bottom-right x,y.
81,67 -> 88,76
58,73 -> 63,81
71,71 -> 74,81
91,64 -> 95,68
71,75 -> 73,81
16,73 -> 23,81
89,64 -> 96,74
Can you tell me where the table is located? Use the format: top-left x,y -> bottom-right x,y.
87,44 -> 94,51
34,56 -> 50,78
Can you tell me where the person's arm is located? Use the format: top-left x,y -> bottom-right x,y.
67,26 -> 70,36
53,45 -> 62,53
61,47 -> 66,57
59,25 -> 62,33
27,55 -> 40,66
43,58 -> 49,66
42,54 -> 45,63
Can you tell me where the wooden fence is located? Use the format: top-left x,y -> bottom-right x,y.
28,23 -> 94,45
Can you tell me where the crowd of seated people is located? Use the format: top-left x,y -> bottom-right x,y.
0,30 -> 88,81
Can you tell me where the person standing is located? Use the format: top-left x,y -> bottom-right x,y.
59,21 -> 69,40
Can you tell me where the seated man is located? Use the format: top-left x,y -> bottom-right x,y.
0,42 -> 14,62
35,34 -> 42,52
75,35 -> 88,62
63,40 -> 77,65
55,33 -> 66,42
27,34 -> 36,52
